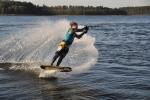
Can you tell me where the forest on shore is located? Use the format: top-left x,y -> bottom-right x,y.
0,0 -> 149,15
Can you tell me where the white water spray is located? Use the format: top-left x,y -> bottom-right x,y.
0,19 -> 98,77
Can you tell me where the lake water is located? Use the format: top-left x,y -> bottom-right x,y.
0,15 -> 150,100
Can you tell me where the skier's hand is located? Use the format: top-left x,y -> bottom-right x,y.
84,26 -> 89,31
83,26 -> 89,34
57,40 -> 66,51
57,46 -> 62,51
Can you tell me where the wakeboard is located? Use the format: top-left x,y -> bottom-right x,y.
40,65 -> 72,72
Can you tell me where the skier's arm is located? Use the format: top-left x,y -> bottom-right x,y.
75,26 -> 89,39
76,28 -> 84,32
75,32 -> 85,39
76,26 -> 89,32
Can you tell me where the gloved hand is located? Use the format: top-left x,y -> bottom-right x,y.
83,26 -> 89,34
84,26 -> 89,31
57,40 -> 66,51
57,45 -> 63,51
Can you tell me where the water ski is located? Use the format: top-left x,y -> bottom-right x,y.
40,65 -> 72,72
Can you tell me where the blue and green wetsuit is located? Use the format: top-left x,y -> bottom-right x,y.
51,27 -> 87,66
64,28 -> 76,47
64,28 -> 87,47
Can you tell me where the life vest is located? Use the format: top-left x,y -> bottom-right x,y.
59,40 -> 66,49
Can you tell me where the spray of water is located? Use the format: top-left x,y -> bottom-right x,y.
0,19 -> 98,78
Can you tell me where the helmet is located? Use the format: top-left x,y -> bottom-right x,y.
70,22 -> 78,29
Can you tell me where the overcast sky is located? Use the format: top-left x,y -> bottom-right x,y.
14,0 -> 150,8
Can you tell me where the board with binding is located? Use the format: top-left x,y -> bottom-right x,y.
40,65 -> 72,72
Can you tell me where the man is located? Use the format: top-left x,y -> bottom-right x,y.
51,22 -> 89,66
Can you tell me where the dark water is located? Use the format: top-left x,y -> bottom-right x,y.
0,16 -> 150,100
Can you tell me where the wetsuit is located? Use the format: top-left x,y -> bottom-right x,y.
51,27 -> 88,66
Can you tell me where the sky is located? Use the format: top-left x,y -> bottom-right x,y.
14,0 -> 150,8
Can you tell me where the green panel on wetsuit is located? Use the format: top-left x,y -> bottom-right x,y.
64,28 -> 75,46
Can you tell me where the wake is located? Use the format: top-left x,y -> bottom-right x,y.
0,19 -> 98,78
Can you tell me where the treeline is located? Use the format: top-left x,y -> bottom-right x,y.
48,6 -> 127,15
0,0 -> 149,15
0,0 -> 50,15
0,0 -> 126,15
121,6 -> 150,15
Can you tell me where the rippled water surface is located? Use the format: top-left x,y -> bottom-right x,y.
0,16 -> 150,100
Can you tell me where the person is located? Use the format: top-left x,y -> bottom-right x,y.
51,22 -> 89,66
